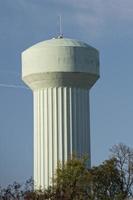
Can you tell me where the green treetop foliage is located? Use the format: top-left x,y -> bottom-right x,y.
0,143 -> 133,200
89,158 -> 125,200
53,155 -> 90,199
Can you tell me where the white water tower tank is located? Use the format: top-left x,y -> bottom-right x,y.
22,37 -> 100,189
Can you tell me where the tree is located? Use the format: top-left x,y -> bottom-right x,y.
110,143 -> 133,198
53,156 -> 125,200
89,158 -> 125,200
0,182 -> 23,200
0,156 -> 126,200
53,155 -> 90,199
1,143 -> 133,200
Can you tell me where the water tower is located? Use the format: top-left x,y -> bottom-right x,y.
22,37 -> 99,189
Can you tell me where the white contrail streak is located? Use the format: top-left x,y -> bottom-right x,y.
0,71 -> 29,89
0,83 -> 29,90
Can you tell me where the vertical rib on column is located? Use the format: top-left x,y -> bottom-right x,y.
53,88 -> 58,178
69,88 -> 73,156
33,91 -> 37,188
48,88 -> 53,185
87,92 -> 91,167
58,87 -> 63,163
63,87 -> 68,161
72,88 -> 77,154
38,91 -> 41,187
40,90 -> 44,187
44,89 -> 48,187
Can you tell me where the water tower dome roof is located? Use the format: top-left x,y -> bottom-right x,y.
26,37 -> 96,50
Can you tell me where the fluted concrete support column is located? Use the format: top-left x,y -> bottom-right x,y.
33,87 -> 90,188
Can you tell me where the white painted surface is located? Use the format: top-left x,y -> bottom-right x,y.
33,87 -> 90,188
22,37 -> 100,189
22,38 -> 99,77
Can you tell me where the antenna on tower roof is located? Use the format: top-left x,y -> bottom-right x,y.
58,15 -> 63,38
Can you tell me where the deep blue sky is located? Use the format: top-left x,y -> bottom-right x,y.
0,0 -> 133,187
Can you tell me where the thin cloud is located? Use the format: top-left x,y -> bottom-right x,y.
51,0 -> 133,38
1,0 -> 133,41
